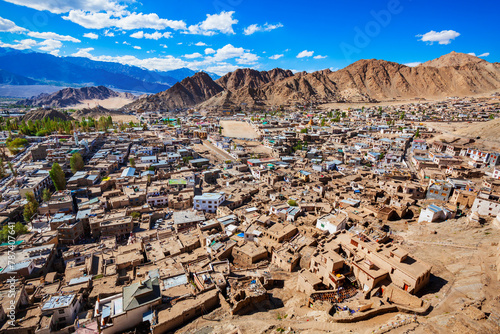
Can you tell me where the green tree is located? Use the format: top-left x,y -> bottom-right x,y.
0,222 -> 28,242
415,128 -> 420,138
300,128 -> 308,133
130,211 -> 141,219
23,192 -> 39,222
42,188 -> 52,202
70,153 -> 84,173
287,199 -> 297,206
49,163 -> 66,190
0,158 -> 5,178
129,157 -> 136,168
7,137 -> 28,154
7,162 -> 17,177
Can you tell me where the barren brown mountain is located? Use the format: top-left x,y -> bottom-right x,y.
18,86 -> 136,108
71,105 -> 127,120
125,72 -> 223,111
123,52 -> 500,111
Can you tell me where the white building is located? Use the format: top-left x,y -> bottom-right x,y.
471,196 -> 500,216
140,155 -> 158,164
316,212 -> 348,234
193,192 -> 226,213
418,204 -> 454,223
41,294 -> 82,328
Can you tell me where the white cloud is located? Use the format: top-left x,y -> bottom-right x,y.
469,52 -> 490,57
160,44 -> 167,48
194,41 -> 207,46
0,16 -> 26,33
204,48 -> 215,54
83,32 -> 98,39
3,0 -> 125,14
297,50 -> 314,58
122,41 -> 130,45
0,37 -> 65,55
68,43 -> 259,77
236,53 -> 258,65
130,31 -> 171,40
186,11 -> 237,36
404,62 -> 421,67
313,55 -> 327,59
243,22 -> 283,35
204,63 -> 241,76
203,44 -> 258,66
133,45 -> 141,50
27,31 -> 80,42
269,54 -> 283,60
71,47 -> 94,57
0,38 -> 37,50
184,52 -> 203,59
38,39 -> 62,55
211,44 -> 244,61
63,10 -> 187,30
74,50 -> 189,71
103,29 -> 115,37
417,30 -> 460,45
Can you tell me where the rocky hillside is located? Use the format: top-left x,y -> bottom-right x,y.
419,51 -> 486,68
216,68 -> 294,91
124,52 -> 500,111
17,86 -> 136,108
22,108 -> 73,121
124,72 -> 223,111
72,105 -> 126,120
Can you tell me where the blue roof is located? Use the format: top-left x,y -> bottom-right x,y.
121,167 -> 136,177
41,294 -> 76,310
69,276 -> 92,286
1,260 -> 32,273
190,158 -> 210,164
428,204 -> 442,213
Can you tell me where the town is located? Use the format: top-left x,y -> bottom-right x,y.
1,94 -> 500,334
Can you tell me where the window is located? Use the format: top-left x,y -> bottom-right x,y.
58,309 -> 65,314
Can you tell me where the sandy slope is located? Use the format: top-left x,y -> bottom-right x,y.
220,120 -> 260,139
67,97 -> 135,110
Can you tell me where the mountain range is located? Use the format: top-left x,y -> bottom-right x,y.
124,52 -> 500,111
17,86 -> 137,108
0,47 -> 219,94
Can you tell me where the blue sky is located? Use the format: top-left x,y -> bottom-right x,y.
0,0 -> 497,75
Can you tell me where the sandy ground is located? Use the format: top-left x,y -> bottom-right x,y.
220,121 -> 260,139
320,91 -> 500,110
425,121 -> 500,150
173,218 -> 500,334
66,97 -> 135,110
234,139 -> 273,157
108,114 -> 139,123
